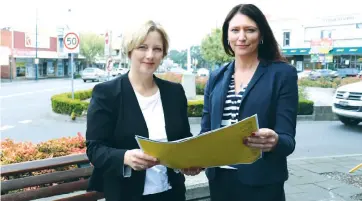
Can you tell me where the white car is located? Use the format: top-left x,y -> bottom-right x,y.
81,67 -> 107,82
332,81 -> 362,126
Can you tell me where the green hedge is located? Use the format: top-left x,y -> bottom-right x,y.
51,89 -> 92,116
51,89 -> 314,117
298,99 -> 314,115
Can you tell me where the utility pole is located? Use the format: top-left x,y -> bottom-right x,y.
35,8 -> 38,80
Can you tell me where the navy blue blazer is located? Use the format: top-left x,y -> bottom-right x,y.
200,60 -> 299,186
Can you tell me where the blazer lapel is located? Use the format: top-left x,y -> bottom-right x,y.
238,61 -> 268,111
214,62 -> 234,128
123,74 -> 149,138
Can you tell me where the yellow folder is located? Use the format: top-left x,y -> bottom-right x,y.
135,114 -> 262,169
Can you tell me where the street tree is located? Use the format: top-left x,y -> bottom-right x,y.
168,46 -> 210,69
200,28 -> 233,66
168,49 -> 187,66
79,33 -> 104,67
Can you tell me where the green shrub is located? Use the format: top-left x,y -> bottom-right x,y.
298,99 -> 314,115
298,77 -> 361,88
187,100 -> 204,117
52,87 -> 314,117
51,89 -> 92,116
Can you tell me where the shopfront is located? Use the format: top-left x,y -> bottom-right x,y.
281,48 -> 310,71
282,46 -> 362,73
14,57 -> 68,79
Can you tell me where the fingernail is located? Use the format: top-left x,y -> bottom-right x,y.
251,132 -> 256,136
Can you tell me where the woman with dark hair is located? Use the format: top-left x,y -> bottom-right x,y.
200,4 -> 298,201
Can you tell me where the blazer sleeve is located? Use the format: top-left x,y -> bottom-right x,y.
200,77 -> 212,134
86,83 -> 127,177
272,66 -> 298,157
179,84 -> 193,138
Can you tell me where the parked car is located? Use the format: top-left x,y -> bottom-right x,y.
357,70 -> 362,78
197,68 -> 210,77
81,67 -> 107,82
332,81 -> 362,126
111,67 -> 128,77
297,71 -> 311,79
308,69 -> 342,80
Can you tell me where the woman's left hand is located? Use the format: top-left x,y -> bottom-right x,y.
243,128 -> 279,152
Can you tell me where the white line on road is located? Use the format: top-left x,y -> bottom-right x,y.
0,125 -> 15,131
0,86 -> 93,99
18,120 -> 32,124
288,153 -> 362,161
0,88 -> 66,99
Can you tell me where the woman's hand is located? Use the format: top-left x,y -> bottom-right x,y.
180,167 -> 203,176
243,128 -> 279,152
124,149 -> 160,171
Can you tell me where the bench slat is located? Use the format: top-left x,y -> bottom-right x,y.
1,167 -> 93,193
1,154 -> 89,176
1,178 -> 89,201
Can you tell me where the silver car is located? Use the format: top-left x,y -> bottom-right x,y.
81,67 -> 107,82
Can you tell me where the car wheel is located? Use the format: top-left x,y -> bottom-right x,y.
338,116 -> 361,126
83,80 -> 86,82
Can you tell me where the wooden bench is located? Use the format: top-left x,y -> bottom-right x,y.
1,153 -> 104,201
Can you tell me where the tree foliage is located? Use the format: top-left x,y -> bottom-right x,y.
200,28 -> 233,65
79,33 -> 104,65
167,45 -> 210,68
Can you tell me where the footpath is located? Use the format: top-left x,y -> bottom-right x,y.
184,155 -> 362,201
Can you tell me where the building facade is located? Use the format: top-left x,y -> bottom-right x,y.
0,28 -> 84,80
269,14 -> 362,74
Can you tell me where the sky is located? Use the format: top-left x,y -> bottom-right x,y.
0,0 -> 360,50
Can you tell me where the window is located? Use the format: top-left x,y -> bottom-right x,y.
321,30 -> 332,39
283,32 -> 290,47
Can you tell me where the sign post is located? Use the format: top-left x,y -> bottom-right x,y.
63,31 -> 80,99
106,57 -> 113,81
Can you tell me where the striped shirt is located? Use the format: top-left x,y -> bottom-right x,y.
220,74 -> 247,169
221,75 -> 247,127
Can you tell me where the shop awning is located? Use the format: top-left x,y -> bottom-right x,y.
330,47 -> 362,55
282,48 -> 311,55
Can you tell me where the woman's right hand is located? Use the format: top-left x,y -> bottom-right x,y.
124,149 -> 160,171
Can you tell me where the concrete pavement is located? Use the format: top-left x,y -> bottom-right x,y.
184,155 -> 362,201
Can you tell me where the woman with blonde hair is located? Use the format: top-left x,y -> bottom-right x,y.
86,20 -> 200,201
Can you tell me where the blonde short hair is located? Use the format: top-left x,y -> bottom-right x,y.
122,20 -> 169,58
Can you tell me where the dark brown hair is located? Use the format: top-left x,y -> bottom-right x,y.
222,4 -> 286,62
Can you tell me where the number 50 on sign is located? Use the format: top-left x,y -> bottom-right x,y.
63,31 -> 80,54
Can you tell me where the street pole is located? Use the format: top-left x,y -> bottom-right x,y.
35,8 -> 38,80
71,53 -> 74,99
187,45 -> 191,72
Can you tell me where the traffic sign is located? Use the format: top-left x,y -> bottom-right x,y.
106,58 -> 113,72
63,31 -> 80,54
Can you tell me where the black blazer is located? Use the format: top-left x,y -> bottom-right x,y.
201,60 -> 299,186
85,73 -> 192,201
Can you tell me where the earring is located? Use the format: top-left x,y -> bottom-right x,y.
260,40 -> 264,44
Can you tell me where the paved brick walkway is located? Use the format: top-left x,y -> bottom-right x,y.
185,155 -> 362,201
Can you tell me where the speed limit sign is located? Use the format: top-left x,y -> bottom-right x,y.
63,31 -> 80,54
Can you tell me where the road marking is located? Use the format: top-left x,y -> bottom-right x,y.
289,153 -> 362,161
18,120 -> 32,124
0,88 -> 64,99
0,86 -> 94,99
0,125 -> 15,131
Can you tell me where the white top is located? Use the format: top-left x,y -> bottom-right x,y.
134,89 -> 171,195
